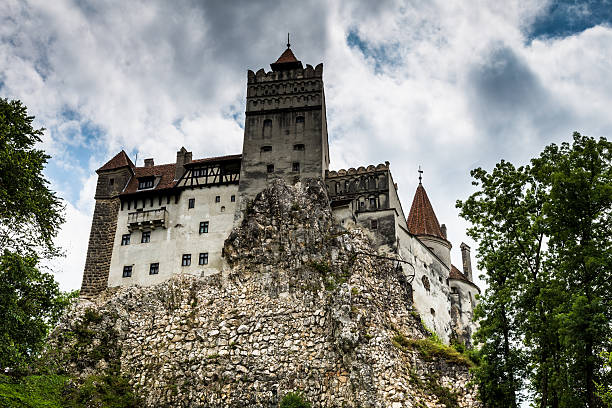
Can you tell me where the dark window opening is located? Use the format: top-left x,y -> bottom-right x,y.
221,206 -> 225,212
188,198 -> 195,209
267,164 -> 274,173
293,144 -> 305,151
231,195 -> 236,202
371,220 -> 378,230
181,254 -> 191,266
138,177 -> 154,190
430,308 -> 436,316
261,145 -> 272,152
263,119 -> 272,139
141,231 -> 150,243
215,196 -> 220,203
199,221 -> 209,234
292,162 -> 300,172
149,263 -> 159,275
199,252 -> 209,265
121,234 -> 130,245
109,178 -> 114,186
122,266 -> 132,278
296,116 -> 305,123
369,198 -> 377,208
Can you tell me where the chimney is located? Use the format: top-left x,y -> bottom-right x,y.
175,147 -> 192,180
441,223 -> 447,240
144,158 -> 154,168
460,242 -> 473,281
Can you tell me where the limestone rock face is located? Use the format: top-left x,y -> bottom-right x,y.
49,179 -> 479,407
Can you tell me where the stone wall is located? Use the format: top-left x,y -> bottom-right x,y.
54,179 -> 479,407
80,198 -> 120,297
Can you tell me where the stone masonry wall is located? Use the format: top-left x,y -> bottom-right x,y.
80,198 -> 120,297
53,179 -> 479,407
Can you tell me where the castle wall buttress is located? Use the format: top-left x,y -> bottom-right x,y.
80,198 -> 120,297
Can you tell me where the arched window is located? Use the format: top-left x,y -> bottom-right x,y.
263,119 -> 272,139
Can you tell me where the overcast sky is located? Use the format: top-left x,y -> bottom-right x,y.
1,0 -> 611,291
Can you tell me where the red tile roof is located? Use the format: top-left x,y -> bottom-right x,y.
188,154 -> 242,165
274,48 -> 299,64
121,163 -> 176,195
97,150 -> 134,173
450,264 -> 468,281
407,184 -> 445,240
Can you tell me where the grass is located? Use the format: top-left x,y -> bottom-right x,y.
280,391 -> 311,408
392,332 -> 475,367
0,374 -> 67,408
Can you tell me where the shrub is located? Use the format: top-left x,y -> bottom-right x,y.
280,391 -> 311,408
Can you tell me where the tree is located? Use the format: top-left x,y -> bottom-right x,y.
457,133 -> 612,407
0,98 -> 72,371
0,98 -> 64,259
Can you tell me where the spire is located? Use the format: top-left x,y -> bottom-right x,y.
270,37 -> 303,71
406,182 -> 446,240
418,165 -> 423,185
97,150 -> 135,173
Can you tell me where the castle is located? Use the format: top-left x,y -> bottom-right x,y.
81,45 -> 479,346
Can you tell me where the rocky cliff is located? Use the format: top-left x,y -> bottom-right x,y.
47,179 -> 479,407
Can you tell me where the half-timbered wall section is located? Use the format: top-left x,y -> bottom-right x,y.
177,156 -> 241,188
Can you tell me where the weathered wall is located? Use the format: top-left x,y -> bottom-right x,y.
53,179 -> 479,407
108,184 -> 238,287
449,279 -> 480,348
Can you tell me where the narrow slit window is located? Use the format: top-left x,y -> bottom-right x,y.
215,196 -> 220,203
188,198 -> 195,209
231,195 -> 236,202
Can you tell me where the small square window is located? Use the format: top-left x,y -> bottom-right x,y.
231,195 -> 235,202
199,221 -> 209,234
267,164 -> 274,173
371,220 -> 378,230
109,178 -> 115,186
121,234 -> 130,246
149,263 -> 159,275
182,254 -> 191,266
122,266 -> 132,278
188,198 -> 195,209
292,162 -> 300,172
199,252 -> 209,265
215,196 -> 220,203
141,231 -> 150,243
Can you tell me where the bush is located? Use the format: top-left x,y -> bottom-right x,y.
0,374 -> 67,408
392,333 -> 475,367
280,391 -> 311,408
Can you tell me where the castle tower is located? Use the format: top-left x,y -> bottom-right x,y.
80,150 -> 134,297
237,45 -> 329,204
406,181 -> 452,268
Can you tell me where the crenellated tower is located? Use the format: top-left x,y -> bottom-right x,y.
237,45 -> 329,205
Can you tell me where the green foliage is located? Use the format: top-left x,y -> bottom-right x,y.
596,346 -> 612,407
62,374 -> 140,408
457,133 -> 612,407
0,251 -> 76,371
0,374 -> 67,407
279,391 -> 311,408
392,332 -> 475,367
0,98 -> 64,259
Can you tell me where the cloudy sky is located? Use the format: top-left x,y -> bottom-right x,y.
1,0 -> 611,291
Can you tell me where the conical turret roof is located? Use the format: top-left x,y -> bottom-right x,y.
407,183 -> 445,240
97,150 -> 135,173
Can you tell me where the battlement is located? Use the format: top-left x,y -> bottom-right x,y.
247,63 -> 323,84
327,162 -> 390,178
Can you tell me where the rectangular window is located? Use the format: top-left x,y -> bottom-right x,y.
231,195 -> 236,202
261,145 -> 272,152
370,198 -> 377,208
292,162 -> 300,172
267,164 -> 274,173
149,263 -> 159,275
141,231 -> 150,243
138,178 -> 154,190
371,220 -> 378,230
109,178 -> 114,185
122,266 -> 132,278
215,195 -> 220,203
199,221 -> 209,234
199,252 -> 209,265
188,198 -> 195,209
121,234 -> 130,245
181,254 -> 191,266
293,144 -> 305,151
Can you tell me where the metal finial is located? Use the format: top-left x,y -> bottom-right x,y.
418,165 -> 423,185
287,33 -> 290,48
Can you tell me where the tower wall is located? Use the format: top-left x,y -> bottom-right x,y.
80,167 -> 132,297
238,64 -> 329,205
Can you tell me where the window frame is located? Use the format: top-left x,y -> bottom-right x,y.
199,221 -> 209,234
292,162 -> 300,172
122,265 -> 133,278
267,164 -> 274,173
141,231 -> 151,243
149,263 -> 159,275
121,234 -> 131,246
188,198 -> 195,209
199,252 -> 209,265
137,177 -> 154,190
181,254 -> 191,266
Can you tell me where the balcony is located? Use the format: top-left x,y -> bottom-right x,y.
127,208 -> 168,231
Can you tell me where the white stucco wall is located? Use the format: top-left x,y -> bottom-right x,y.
108,184 -> 238,287
397,226 -> 452,343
